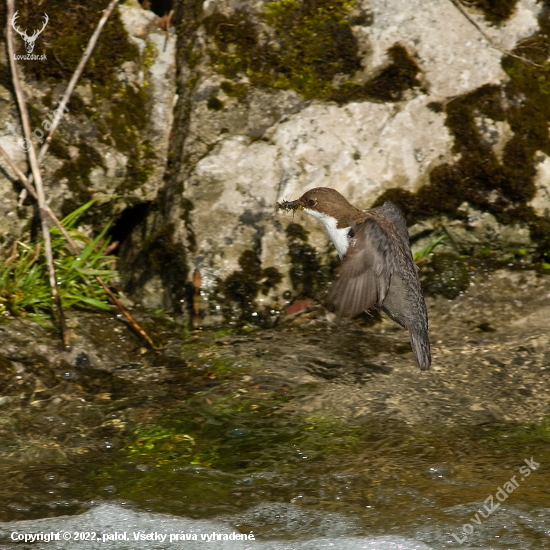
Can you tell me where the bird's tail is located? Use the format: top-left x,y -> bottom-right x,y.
410,328 -> 431,371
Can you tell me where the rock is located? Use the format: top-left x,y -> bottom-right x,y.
271,95 -> 452,203
0,0 -> 548,323
444,203 -> 533,255
421,252 -> 470,299
150,0 -> 545,321
0,1 -> 176,226
365,0 -> 539,99
529,153 -> 550,218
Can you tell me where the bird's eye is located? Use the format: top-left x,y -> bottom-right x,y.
308,199 -> 317,207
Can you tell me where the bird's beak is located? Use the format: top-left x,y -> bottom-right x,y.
276,199 -> 302,212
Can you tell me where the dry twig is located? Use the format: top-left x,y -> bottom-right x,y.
6,0 -> 69,347
30,0 -> 121,179
3,0 -> 156,349
448,0 -> 543,68
0,145 -> 156,349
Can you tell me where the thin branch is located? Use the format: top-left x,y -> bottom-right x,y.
3,0 -> 155,349
0,145 -> 157,350
28,0 -> 121,185
6,0 -> 69,347
448,0 -> 543,68
163,9 -> 174,52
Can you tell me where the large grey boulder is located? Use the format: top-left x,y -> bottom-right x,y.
152,0 -> 544,322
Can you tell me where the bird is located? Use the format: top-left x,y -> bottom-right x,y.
277,187 -> 431,370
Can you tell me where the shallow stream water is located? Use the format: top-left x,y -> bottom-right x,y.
0,268 -> 549,549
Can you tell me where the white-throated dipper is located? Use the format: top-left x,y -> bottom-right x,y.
277,187 -> 431,371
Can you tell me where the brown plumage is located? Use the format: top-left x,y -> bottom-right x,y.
277,187 -> 431,371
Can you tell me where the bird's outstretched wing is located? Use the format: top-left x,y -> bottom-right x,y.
375,201 -> 410,250
326,214 -> 398,318
326,202 -> 431,370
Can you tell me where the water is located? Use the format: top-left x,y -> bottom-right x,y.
1,500 -> 549,549
0,269 -> 549,548
0,502 -> 430,549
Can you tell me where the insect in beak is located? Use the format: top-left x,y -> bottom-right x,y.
276,199 -> 303,220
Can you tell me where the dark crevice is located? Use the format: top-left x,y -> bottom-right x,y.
109,202 -> 152,247
139,0 -> 173,17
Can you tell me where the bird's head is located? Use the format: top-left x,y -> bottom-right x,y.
277,187 -> 361,227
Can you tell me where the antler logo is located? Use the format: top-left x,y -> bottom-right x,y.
12,11 -> 48,54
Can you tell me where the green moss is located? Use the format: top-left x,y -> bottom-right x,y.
202,3 -> 421,103
261,0 -> 361,99
331,44 -> 422,104
143,41 -> 156,68
207,95 -> 224,111
55,142 -> 102,208
203,1 -> 392,102
176,0 -> 205,69
220,80 -> 248,101
216,250 -> 283,324
471,0 -> 518,24
101,85 -> 149,152
203,10 -> 261,80
26,2 -> 149,156
52,77 -> 157,199
122,404 -> 362,475
2,0 -> 157,222
83,82 -> 156,194
5,1 -> 139,84
285,223 -> 327,298
421,253 -> 470,299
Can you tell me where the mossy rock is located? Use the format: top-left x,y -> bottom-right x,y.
285,223 -> 328,298
471,0 -> 519,24
202,1 -> 421,103
421,253 -> 469,299
0,1 -> 138,85
331,44 -> 423,104
375,5 -> 550,253
215,250 -> 283,324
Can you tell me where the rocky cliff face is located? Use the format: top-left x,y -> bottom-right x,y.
1,0 -> 549,325
0,0 -> 176,304
153,0 -> 549,324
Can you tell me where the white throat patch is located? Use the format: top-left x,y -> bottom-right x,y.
303,208 -> 351,259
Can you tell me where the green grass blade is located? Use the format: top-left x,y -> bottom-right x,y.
414,234 -> 447,262
75,267 -> 117,277
64,293 -> 113,310
69,221 -> 112,272
54,198 -> 99,233
2,201 -> 117,317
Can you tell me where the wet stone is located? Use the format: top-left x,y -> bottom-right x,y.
75,352 -> 91,369
0,270 -> 546,549
421,252 -> 470,299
